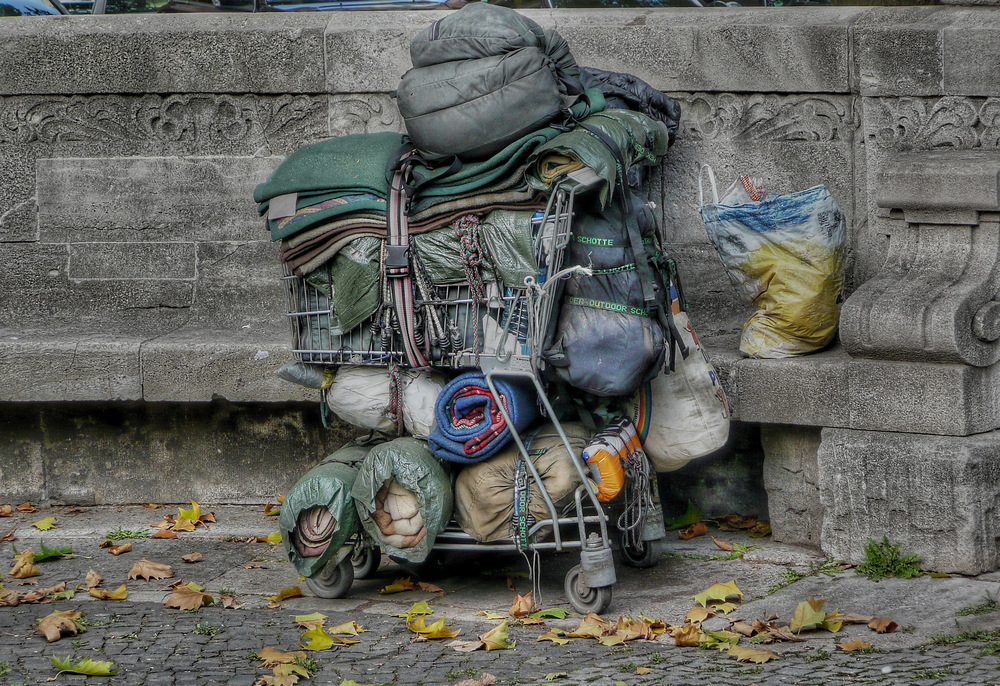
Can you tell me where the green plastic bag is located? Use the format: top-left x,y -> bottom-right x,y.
279,445 -> 370,578
351,438 -> 453,564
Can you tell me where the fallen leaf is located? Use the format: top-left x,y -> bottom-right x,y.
257,532 -> 282,545
838,638 -> 874,651
264,502 -> 282,517
151,528 -> 178,540
20,582 -> 68,604
636,667 -> 653,675
664,500 -> 703,531
37,609 -> 85,642
868,617 -> 898,634
256,675 -> 299,686
790,597 -> 827,633
89,583 -> 128,601
299,626 -> 334,651
693,580 -> 743,608
711,536 -> 734,552
164,583 -> 214,611
543,673 -> 568,681
685,606 -> 714,623
748,521 -> 772,538
256,647 -> 306,668
220,594 -> 245,609
50,655 -> 117,677
821,608 -> 844,633
730,621 -> 755,637
181,552 -> 203,563
274,663 -> 310,679
699,629 -> 741,650
417,581 -> 445,595
671,624 -> 703,647
566,612 -> 611,639
10,549 -> 40,579
717,514 -> 758,530
85,568 -> 103,589
33,516 -> 56,531
448,639 -> 484,653
678,522 -> 708,540
728,645 -> 780,663
268,586 -> 304,603
477,611 -> 507,620
144,503 -> 162,510
108,543 -> 133,556
506,576 -> 516,592
530,608 -> 570,620
453,675 -> 497,686
379,578 -> 416,594
769,625 -> 808,642
407,614 -> 460,639
479,621 -> 514,650
1,527 -> 15,542
537,630 -> 570,645
392,600 -> 433,618
710,601 -> 739,615
598,635 -> 625,647
292,611 -> 327,630
244,563 -> 262,569
509,592 -> 535,618
0,505 -> 12,517
128,559 -> 173,581
840,612 -> 874,624
17,502 -> 37,513
329,621 -> 366,636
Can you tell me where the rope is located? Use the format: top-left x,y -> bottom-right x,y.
387,362 -> 404,435
453,214 -> 485,364
617,448 -> 653,552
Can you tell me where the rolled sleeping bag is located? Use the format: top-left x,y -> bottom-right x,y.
278,444 -> 371,578
454,422 -> 591,543
625,287 -> 731,472
351,437 -> 453,564
580,417 -> 642,502
325,365 -> 449,438
428,371 -> 539,464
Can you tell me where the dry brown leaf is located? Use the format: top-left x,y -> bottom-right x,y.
256,675 -> 298,686
728,645 -> 779,663
711,536 -> 734,552
89,583 -> 128,601
108,543 -> 133,556
506,576 -> 516,592
170,519 -> 196,533
379,578 -> 416,594
16,502 -> 37,513
868,617 -> 898,634
685,606 -> 715,624
636,667 -> 653,675
718,514 -> 757,530
85,568 -> 103,589
143,503 -> 162,510
10,550 -> 40,579
770,625 -> 808,642
678,522 -> 708,540
447,639 -> 485,653
151,528 -> 178,540
0,586 -> 19,606
257,647 -> 305,668
417,581 -> 446,595
840,612 -> 874,624
670,624 -> 703,647
21,582 -> 68,604
128,558 -> 174,581
180,552 -> 203,563
509,592 -> 535,618
0,505 -> 12,517
838,638 -> 874,652
164,585 -> 214,611
244,563 -> 262,570
37,609 -> 83,642
1,527 -> 15,542
220,594 -> 245,609
454,674 -> 497,686
730,621 -> 755,637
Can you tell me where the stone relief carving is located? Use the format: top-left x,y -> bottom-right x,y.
675,93 -> 851,142
328,95 -> 404,137
869,97 -> 1000,151
0,94 -> 326,150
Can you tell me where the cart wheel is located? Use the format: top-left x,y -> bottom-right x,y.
564,564 -> 612,615
351,546 -> 379,580
305,556 -> 354,599
619,532 -> 664,569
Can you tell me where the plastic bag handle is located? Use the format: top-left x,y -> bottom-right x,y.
698,164 -> 720,207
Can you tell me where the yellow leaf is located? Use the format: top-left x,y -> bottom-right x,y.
10,549 -> 40,579
328,621 -> 366,636
292,612 -> 327,630
636,667 -> 653,675
544,673 -> 568,680
171,519 -> 196,533
838,638 -> 873,652
709,601 -> 739,615
256,647 -> 306,668
300,626 -> 334,651
89,583 -> 128,601
598,635 -> 625,647
700,629 -> 741,651
50,655 -> 118,677
479,621 -> 514,651
728,645 -> 780,663
477,611 -> 507,620
263,532 -> 282,545
332,635 -> 360,646
164,584 -> 214,611
509,592 -> 535,618
790,598 -> 827,633
868,617 -> 898,634
537,630 -> 570,645
267,586 -> 304,603
407,614 -> 460,639
274,663 -> 311,679
693,580 -> 743,608
33,516 -> 56,531
379,578 -> 416,594
178,500 -> 201,522
566,612 -> 610,639
685,606 -> 714,623
391,600 -> 433,618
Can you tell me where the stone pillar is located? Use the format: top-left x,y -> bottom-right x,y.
760,425 -> 823,549
820,151 -> 1000,574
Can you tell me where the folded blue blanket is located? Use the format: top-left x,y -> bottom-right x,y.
429,372 -> 539,465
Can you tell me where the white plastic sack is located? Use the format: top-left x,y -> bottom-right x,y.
627,295 -> 730,472
325,366 -> 447,438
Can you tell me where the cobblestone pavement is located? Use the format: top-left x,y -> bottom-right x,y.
2,507 -> 1000,686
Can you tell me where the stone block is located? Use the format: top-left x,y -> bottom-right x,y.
0,406 -> 45,503
0,146 -> 38,243
35,401 -> 354,504
36,157 -> 279,244
818,427 -> 1000,575
325,11 -> 428,94
140,332 -> 313,403
760,424 -> 823,548
875,151 -> 1000,213
942,13 -> 1000,96
188,241 -> 287,334
68,242 -> 197,281
853,8 -> 947,97
0,15 -> 329,95
0,337 -> 142,402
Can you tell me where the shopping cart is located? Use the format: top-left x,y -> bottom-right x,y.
279,168 -> 665,614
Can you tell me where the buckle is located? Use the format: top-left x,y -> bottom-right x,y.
385,244 -> 409,276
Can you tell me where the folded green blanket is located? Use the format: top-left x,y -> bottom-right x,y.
254,131 -> 405,205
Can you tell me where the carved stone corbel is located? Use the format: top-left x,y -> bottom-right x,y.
840,151 -> 1000,366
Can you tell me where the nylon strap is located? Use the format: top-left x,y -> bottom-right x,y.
387,164 -> 430,370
